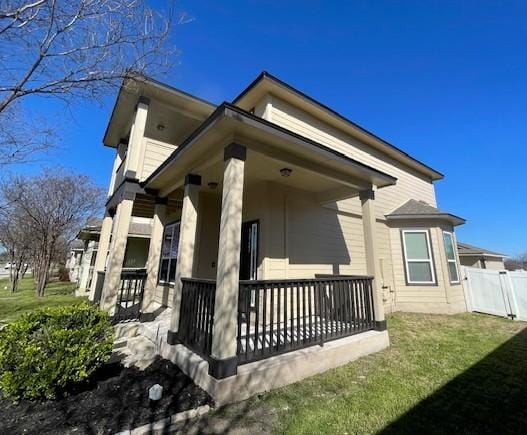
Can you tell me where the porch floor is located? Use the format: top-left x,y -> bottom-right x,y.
238,316 -> 373,355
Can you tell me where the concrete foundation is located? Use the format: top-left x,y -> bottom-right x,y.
160,330 -> 390,405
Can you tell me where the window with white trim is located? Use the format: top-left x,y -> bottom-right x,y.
158,221 -> 180,284
402,230 -> 436,284
443,231 -> 460,283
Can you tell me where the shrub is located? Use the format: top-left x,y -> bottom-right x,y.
0,303 -> 114,400
57,265 -> 70,282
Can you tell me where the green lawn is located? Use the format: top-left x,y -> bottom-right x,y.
0,276 -> 84,325
190,312 -> 527,434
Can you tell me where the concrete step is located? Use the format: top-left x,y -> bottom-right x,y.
119,335 -> 158,370
115,321 -> 141,340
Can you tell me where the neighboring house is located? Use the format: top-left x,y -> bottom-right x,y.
66,240 -> 84,282
88,72 -> 467,403
457,242 -> 506,270
76,217 -> 152,296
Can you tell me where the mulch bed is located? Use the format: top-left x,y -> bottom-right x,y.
0,357 -> 213,434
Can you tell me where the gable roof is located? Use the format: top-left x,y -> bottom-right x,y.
232,71 -> 444,181
457,242 -> 506,258
385,199 -> 466,226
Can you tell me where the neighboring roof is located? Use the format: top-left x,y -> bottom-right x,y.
386,199 -> 466,226
232,71 -> 444,181
143,102 -> 397,191
70,239 -> 84,250
457,242 -> 506,258
77,217 -> 103,241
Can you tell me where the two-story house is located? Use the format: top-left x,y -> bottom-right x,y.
90,72 -> 466,404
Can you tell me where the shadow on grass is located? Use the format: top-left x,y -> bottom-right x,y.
382,328 -> 527,434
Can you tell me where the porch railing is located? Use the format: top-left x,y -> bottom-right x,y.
114,269 -> 147,322
237,276 -> 375,364
177,278 -> 216,359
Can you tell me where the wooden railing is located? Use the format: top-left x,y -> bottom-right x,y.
114,269 -> 147,322
237,277 -> 375,364
178,278 -> 216,359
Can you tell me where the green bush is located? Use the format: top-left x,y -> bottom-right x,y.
0,303 -> 114,400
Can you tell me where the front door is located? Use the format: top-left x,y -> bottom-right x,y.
240,220 -> 259,280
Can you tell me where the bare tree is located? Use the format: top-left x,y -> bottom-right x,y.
0,0 -> 183,164
2,169 -> 104,296
0,103 -> 55,166
505,253 -> 527,271
0,206 -> 32,292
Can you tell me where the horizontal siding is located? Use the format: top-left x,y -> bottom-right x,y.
140,138 -> 176,181
286,194 -> 366,279
270,97 -> 437,219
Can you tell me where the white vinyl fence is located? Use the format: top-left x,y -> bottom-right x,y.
462,266 -> 527,321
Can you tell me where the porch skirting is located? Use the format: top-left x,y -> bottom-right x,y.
160,329 -> 389,405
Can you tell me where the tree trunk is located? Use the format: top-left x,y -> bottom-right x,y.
21,263 -> 29,279
35,255 -> 50,297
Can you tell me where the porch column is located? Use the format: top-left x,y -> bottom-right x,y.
167,175 -> 201,341
209,143 -> 246,379
78,241 -> 94,293
141,198 -> 168,316
360,187 -> 386,331
125,96 -> 149,179
89,211 -> 113,302
100,191 -> 135,314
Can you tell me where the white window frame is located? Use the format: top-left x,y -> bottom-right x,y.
443,231 -> 460,284
158,221 -> 180,285
402,229 -> 436,285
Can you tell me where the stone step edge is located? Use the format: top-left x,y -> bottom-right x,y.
114,404 -> 211,435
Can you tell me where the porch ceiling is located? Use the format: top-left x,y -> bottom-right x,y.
143,103 -> 397,199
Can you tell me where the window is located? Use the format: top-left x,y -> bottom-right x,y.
402,230 -> 436,284
443,231 -> 460,283
158,222 -> 180,284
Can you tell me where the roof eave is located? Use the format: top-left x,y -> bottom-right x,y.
233,72 -> 444,181
103,74 -> 217,148
386,213 -> 466,226
143,102 -> 398,191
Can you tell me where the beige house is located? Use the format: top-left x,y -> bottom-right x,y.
457,242 -> 506,270
89,72 -> 467,403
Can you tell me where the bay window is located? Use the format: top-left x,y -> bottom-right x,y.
402,229 -> 436,285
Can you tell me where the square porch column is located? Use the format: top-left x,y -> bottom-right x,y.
141,197 -> 168,317
360,188 -> 386,331
209,143 -> 246,379
167,175 -> 201,341
125,96 -> 149,180
89,211 -> 113,302
99,191 -> 135,314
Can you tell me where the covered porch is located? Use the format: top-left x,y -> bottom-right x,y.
138,103 -> 396,393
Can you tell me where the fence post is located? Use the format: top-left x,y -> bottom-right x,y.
501,271 -> 519,320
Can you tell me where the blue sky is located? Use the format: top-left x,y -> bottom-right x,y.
18,1 -> 527,255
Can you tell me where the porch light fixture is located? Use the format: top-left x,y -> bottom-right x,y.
280,168 -> 292,177
156,123 -> 165,131
208,182 -> 218,190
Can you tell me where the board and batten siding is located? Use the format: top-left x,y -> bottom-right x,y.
140,138 -> 176,181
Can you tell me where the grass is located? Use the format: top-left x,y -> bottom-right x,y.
0,276 -> 84,324
196,312 -> 527,434
262,313 -> 527,434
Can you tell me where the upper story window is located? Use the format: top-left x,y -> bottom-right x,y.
402,229 -> 436,285
443,231 -> 460,283
159,221 -> 180,284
